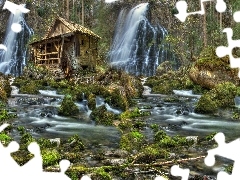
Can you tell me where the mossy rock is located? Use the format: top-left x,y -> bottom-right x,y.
156,61 -> 173,76
87,93 -> 96,110
105,88 -> 128,111
42,149 -> 61,167
58,95 -> 79,116
67,134 -> 85,152
19,81 -> 41,94
120,131 -> 145,152
135,145 -> 169,163
120,107 -> 150,120
195,93 -> 218,113
13,78 -> 47,94
154,131 -> 194,149
189,46 -> 240,89
145,67 -> 203,94
90,105 -> 118,126
195,82 -> 237,113
0,87 -> 7,102
91,168 -> 112,180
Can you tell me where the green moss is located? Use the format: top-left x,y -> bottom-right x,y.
66,166 -> 89,180
58,95 -> 79,116
105,89 -> 128,111
67,134 -> 85,152
195,82 -> 237,113
154,131 -> 193,149
87,93 -> 96,110
20,132 -> 35,148
92,167 -> 112,180
195,93 -> 218,113
195,46 -> 231,71
205,132 -> 217,141
37,138 -> 57,149
136,145 -> 169,163
0,133 -> 12,144
117,119 -> 133,131
145,67 -> 201,95
90,105 -> 118,126
42,149 -> 61,167
0,88 -> 7,102
11,150 -> 34,166
13,78 -> 46,94
154,130 -> 167,142
0,109 -> 17,122
3,80 -> 11,97
120,131 -> 145,152
150,124 -> 159,133
120,107 -> 150,120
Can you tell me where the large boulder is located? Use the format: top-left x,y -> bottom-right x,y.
189,46 -> 240,89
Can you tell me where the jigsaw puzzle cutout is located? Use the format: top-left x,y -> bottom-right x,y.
170,165 -> 190,180
3,1 -> 29,33
215,10 -> 240,77
0,123 -> 71,179
0,0 -> 30,51
204,132 -> 240,180
175,0 -> 226,22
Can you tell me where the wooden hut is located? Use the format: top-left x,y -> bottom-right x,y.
30,17 -> 101,76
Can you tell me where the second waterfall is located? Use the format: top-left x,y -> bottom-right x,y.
109,3 -> 178,76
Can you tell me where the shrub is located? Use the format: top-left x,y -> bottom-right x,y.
120,107 -> 150,120
120,131 -> 145,152
92,168 -> 112,180
67,134 -> 85,152
0,133 -> 12,144
90,105 -> 118,126
42,149 -> 61,167
195,82 -> 237,113
58,95 -> 79,116
136,145 -> 169,163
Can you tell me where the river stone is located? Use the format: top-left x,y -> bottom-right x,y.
113,149 -> 129,158
186,136 -> 198,144
107,158 -> 127,166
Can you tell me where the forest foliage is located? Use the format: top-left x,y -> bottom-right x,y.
0,0 -> 240,66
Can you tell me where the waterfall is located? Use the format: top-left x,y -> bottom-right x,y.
109,3 -> 179,76
0,7 -> 33,76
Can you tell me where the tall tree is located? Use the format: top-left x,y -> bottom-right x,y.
82,0 -> 84,26
66,0 -> 70,20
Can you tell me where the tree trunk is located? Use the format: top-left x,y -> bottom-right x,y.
203,2 -> 207,47
82,0 -> 84,26
66,0 -> 69,20
220,13 -> 222,30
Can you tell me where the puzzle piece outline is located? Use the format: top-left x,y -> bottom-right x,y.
215,12 -> 240,78
175,0 -> 227,22
204,132 -> 240,180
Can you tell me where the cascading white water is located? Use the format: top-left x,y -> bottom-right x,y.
0,6 -> 33,76
95,96 -> 122,114
109,3 -> 178,76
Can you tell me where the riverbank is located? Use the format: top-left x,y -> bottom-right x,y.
0,69 -> 237,179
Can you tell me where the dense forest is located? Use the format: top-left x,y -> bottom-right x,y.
1,0 -> 240,65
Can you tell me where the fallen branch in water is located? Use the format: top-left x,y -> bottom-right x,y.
132,155 -> 206,167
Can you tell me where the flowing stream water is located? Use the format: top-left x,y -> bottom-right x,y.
8,88 -> 121,148
8,85 -> 239,178
9,85 -> 240,147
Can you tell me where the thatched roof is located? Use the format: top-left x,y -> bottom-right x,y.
30,16 -> 100,45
